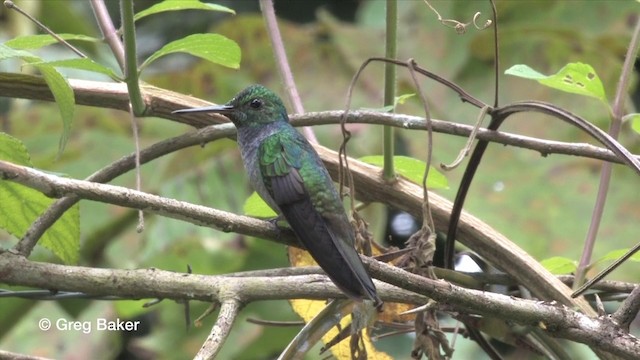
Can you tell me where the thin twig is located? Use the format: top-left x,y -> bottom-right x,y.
440,105 -> 490,171
90,0 -> 125,70
574,16 -> 640,292
128,105 -> 144,232
4,0 -> 87,58
13,122 -> 236,257
490,0 -> 499,108
611,285 -> 640,332
11,106 -> 640,257
573,241 -> 640,298
406,59 -> 435,234
258,0 -> 316,143
382,0 -> 397,180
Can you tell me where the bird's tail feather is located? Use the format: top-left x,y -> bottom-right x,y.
280,200 -> 381,307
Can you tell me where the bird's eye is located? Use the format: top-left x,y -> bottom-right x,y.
249,98 -> 263,109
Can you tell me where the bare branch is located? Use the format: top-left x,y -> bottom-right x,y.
0,73 -> 635,165
0,151 -> 595,317
0,160 -> 287,246
612,285 -> 640,332
196,300 -> 242,360
0,252 -> 425,304
0,72 -> 619,318
0,252 -> 637,358
365,259 -> 640,360
0,349 -> 52,360
15,123 -> 236,256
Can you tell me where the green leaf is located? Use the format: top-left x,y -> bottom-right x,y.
359,155 -> 448,189
134,0 -> 235,21
540,256 -> 577,275
361,93 -> 415,112
625,113 -> 640,134
505,63 -> 607,103
0,44 -> 40,62
140,34 -> 241,72
31,58 -> 121,80
31,64 -> 75,156
4,34 -> 99,50
0,133 -> 80,264
0,45 -> 75,156
243,192 -> 277,218
596,248 -> 640,263
395,93 -> 415,105
0,133 -> 31,166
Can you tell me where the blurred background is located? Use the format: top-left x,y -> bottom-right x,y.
0,0 -> 639,359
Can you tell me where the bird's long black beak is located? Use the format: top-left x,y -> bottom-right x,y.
172,104 -> 234,114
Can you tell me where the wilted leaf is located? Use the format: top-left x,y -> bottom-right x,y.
288,244 -> 404,358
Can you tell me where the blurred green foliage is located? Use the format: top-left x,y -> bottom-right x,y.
0,0 -> 639,359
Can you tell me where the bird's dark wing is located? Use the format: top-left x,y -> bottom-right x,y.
258,133 -> 380,306
258,133 -> 306,205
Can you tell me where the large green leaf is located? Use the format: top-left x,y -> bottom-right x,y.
4,34 -> 98,50
140,34 -> 241,72
359,155 -> 449,189
0,133 -> 80,264
0,45 -> 75,156
505,63 -> 607,103
134,0 -> 234,21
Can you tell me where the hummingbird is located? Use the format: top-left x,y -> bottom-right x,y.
173,85 -> 381,307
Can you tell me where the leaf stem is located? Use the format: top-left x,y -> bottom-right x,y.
119,0 -> 145,116
383,0 -> 397,181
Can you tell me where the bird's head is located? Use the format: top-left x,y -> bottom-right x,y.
173,84 -> 289,128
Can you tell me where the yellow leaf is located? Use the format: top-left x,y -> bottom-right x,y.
287,247 -> 396,359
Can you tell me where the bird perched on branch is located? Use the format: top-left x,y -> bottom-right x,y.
173,85 -> 381,308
